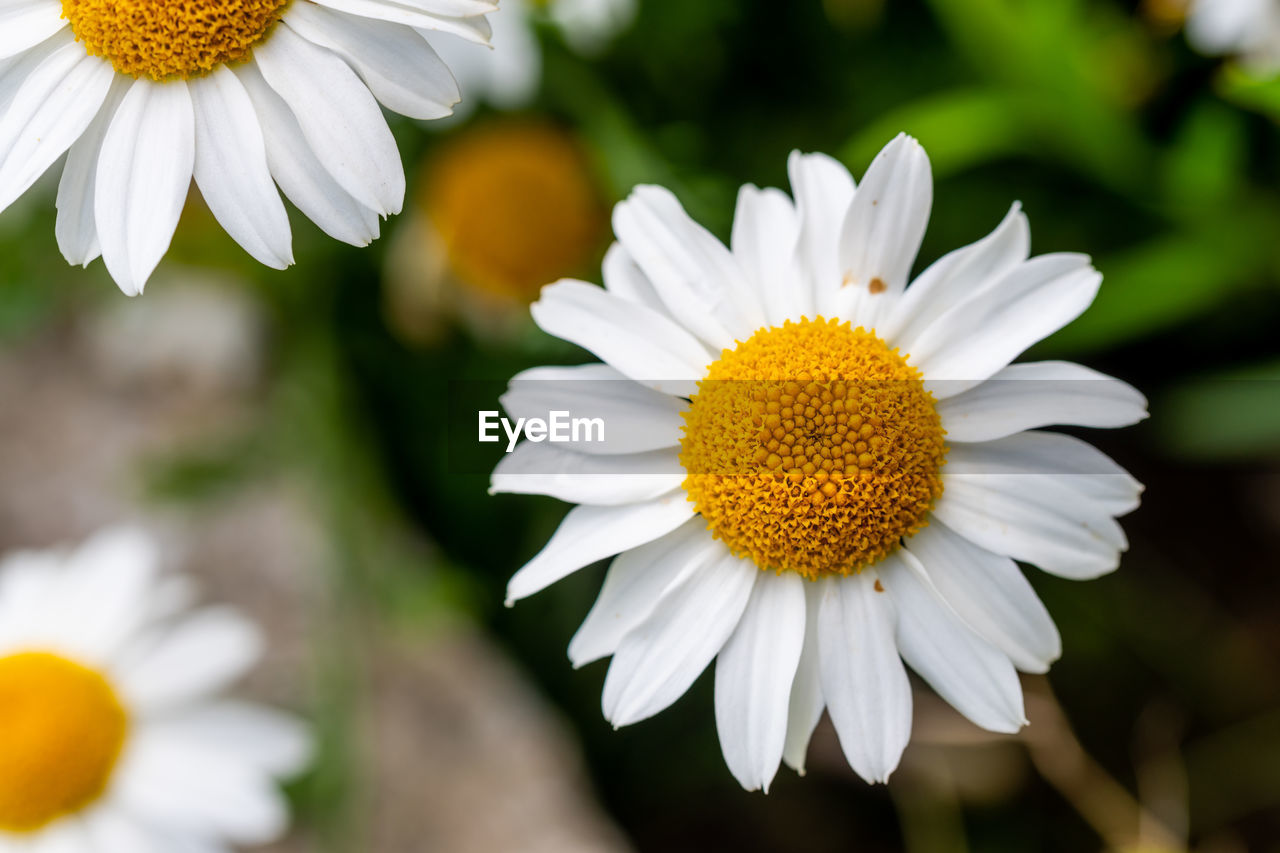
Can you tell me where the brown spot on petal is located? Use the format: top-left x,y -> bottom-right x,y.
874,579 -> 885,592
868,277 -> 887,294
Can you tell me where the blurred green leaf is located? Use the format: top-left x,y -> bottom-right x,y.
1160,360 -> 1280,459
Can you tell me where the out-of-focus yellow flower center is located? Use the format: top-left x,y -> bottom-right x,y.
425,122 -> 606,304
0,652 -> 129,833
61,0 -> 291,80
680,318 -> 946,580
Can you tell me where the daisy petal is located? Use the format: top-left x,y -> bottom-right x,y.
602,242 -> 676,320
235,63 -> 380,247
613,185 -> 763,347
881,203 -> 1029,346
56,77 -> 128,266
817,572 -> 912,784
506,495 -> 695,605
909,254 -> 1102,397
715,571 -> 806,792
147,702 -> 312,777
568,518 -> 711,668
604,548 -> 757,727
831,133 -> 932,329
781,581 -> 824,774
95,77 -> 195,296
82,810 -> 169,853
255,22 -> 404,216
0,0 -> 66,60
0,42 -> 114,215
490,443 -> 684,506
946,431 -> 1144,515
116,607 -> 263,714
788,150 -> 855,312
501,363 -> 687,455
731,184 -> 803,327
285,4 -> 459,120
883,550 -> 1026,733
933,475 -> 1127,580
308,0 -> 492,40
114,728 -> 288,844
906,523 -> 1061,674
530,280 -> 714,397
190,67 -> 293,270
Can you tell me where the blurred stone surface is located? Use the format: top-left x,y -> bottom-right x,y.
0,285 -> 631,853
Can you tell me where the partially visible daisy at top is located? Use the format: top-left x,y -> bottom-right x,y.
0,0 -> 496,295
492,135 -> 1148,792
1179,0 -> 1280,71
429,0 -> 636,113
0,526 -> 311,850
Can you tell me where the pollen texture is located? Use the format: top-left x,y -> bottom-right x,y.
62,0 -> 291,80
679,318 -> 946,579
0,652 -> 129,833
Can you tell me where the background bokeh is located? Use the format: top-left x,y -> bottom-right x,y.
2,0 -> 1279,850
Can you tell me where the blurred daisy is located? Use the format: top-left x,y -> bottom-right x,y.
0,527 -> 311,848
429,0 -> 636,112
492,135 -> 1148,791
0,0 -> 495,295
387,120 -> 606,342
1183,0 -> 1280,70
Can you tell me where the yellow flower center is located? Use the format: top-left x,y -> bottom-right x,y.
680,318 -> 946,580
61,0 -> 291,80
0,652 -> 129,833
425,122 -> 607,304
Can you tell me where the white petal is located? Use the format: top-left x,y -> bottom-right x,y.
909,254 -> 1103,397
714,571 -> 806,792
52,526 -> 161,663
906,522 -> 1061,674
882,550 -> 1026,733
81,810 -> 167,853
946,431 -> 1144,516
95,77 -> 195,296
115,607 -> 263,714
530,280 -> 714,397
56,76 -> 128,267
568,517 -> 713,668
881,203 -> 1029,346
613,185 -> 763,347
235,62 -> 380,246
147,701 -> 312,777
603,548 -> 757,727
190,67 -> 293,269
788,150 -> 855,314
781,581 -> 824,774
0,41 -> 113,214
602,241 -> 675,319
817,572 -> 912,784
505,494 -> 694,605
413,13 -> 493,45
0,0 -> 66,60
490,443 -> 684,505
829,133 -> 932,330
113,728 -> 289,844
500,363 -> 687,455
255,22 -> 404,216
937,361 -> 1148,442
284,5 -> 459,119
308,0 -> 494,42
933,470 -> 1128,581
730,184 -> 804,327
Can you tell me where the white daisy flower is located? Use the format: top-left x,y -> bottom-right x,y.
492,135 -> 1149,792
0,0 -> 496,296
1184,0 -> 1280,71
0,527 -> 311,849
429,0 -> 635,113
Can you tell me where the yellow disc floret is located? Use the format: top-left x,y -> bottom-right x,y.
0,652 -> 129,833
62,0 -> 291,80
424,122 -> 607,304
680,318 -> 946,579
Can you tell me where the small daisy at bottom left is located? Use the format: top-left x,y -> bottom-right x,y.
0,527 -> 312,852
